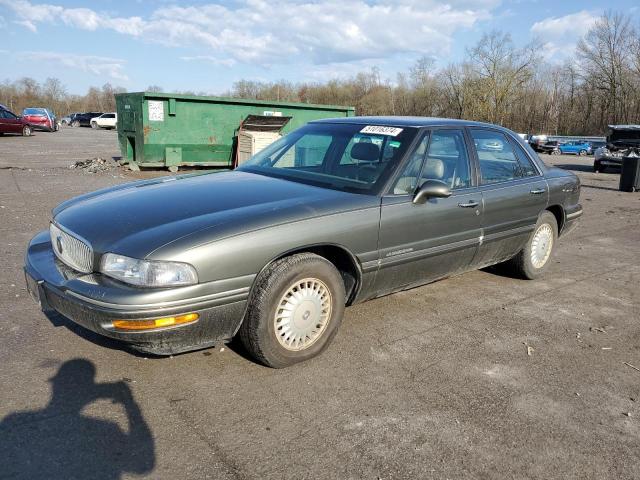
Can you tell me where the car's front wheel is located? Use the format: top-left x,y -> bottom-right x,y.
239,253 -> 345,368
505,211 -> 558,280
579,149 -> 587,156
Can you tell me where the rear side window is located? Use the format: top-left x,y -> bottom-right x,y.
471,129 -> 538,184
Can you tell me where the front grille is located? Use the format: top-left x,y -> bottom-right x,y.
49,223 -> 93,273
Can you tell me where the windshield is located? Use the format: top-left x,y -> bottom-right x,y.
237,123 -> 417,195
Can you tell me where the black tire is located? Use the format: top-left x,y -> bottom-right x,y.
239,253 -> 346,368
22,125 -> 32,137
593,161 -> 602,173
503,211 -> 558,280
72,120 -> 80,127
91,121 -> 98,129
579,149 -> 587,156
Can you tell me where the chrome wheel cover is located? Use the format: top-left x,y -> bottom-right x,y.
530,223 -> 553,269
274,278 -> 332,351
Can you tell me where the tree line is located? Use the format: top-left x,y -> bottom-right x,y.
1,11 -> 638,136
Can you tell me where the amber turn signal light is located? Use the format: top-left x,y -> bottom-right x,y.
112,313 -> 199,331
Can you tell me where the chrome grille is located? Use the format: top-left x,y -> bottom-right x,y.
49,223 -> 93,273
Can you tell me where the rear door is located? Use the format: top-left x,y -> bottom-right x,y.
375,128 -> 483,294
468,128 -> 548,268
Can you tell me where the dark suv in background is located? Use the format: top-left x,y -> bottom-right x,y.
71,112 -> 104,127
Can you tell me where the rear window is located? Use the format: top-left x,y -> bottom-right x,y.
23,108 -> 45,115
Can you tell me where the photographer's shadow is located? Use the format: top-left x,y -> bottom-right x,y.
0,359 -> 155,479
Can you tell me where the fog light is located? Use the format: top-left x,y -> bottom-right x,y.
112,313 -> 199,331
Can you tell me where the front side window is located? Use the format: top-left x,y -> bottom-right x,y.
393,129 -> 471,194
471,129 -> 537,185
239,123 -> 417,195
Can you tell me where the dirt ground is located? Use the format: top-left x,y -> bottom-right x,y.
0,127 -> 639,479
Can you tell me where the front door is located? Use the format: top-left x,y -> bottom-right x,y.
467,128 -> 549,267
0,110 -> 22,134
375,128 -> 483,295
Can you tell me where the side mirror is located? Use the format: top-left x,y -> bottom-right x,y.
413,179 -> 451,204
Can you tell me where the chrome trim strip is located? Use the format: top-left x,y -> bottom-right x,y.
566,209 -> 583,220
65,286 -> 251,311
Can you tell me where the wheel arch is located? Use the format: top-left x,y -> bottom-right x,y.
545,204 -> 565,234
254,243 -> 362,306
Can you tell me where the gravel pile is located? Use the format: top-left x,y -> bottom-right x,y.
69,157 -> 117,173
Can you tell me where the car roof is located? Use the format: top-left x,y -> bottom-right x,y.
310,116 -> 502,129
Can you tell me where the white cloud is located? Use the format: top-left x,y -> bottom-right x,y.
531,10 -> 598,38
1,0 -> 499,67
530,10 -> 599,61
180,56 -> 237,67
20,51 -> 129,80
14,19 -> 37,32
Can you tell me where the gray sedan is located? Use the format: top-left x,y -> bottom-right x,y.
25,117 -> 582,367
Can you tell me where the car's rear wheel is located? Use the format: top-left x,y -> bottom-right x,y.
22,125 -> 32,137
579,149 -> 587,156
91,121 -> 98,129
504,211 -> 558,280
552,149 -> 561,155
239,253 -> 345,368
594,161 -> 602,173
72,120 -> 80,127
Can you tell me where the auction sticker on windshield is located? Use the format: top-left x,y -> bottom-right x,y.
360,125 -> 403,136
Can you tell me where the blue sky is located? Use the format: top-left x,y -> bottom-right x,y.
0,0 -> 636,94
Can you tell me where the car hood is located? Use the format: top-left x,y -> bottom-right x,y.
53,170 -> 376,259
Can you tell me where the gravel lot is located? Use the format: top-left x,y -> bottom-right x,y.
0,128 -> 639,479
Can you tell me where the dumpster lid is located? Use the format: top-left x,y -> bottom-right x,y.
240,115 -> 292,132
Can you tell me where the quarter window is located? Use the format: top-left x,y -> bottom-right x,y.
471,129 -> 537,184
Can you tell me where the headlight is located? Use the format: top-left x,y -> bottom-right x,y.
100,253 -> 198,287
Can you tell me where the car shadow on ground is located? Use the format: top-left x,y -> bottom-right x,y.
0,358 -> 155,480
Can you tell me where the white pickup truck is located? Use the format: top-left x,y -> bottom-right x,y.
90,113 -> 117,129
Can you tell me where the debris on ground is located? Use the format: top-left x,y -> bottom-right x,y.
590,326 -> 608,333
68,157 -> 117,173
623,362 -> 640,373
523,342 -> 534,356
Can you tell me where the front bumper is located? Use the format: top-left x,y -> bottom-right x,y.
24,231 -> 250,355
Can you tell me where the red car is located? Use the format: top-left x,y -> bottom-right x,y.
21,107 -> 57,132
0,108 -> 32,136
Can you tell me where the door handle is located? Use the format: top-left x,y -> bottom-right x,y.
458,200 -> 479,208
530,188 -> 546,195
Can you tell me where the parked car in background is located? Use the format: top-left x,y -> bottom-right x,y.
25,117 -> 582,367
22,108 -> 58,132
538,140 -> 560,155
594,125 -> 640,172
60,113 -> 81,126
71,112 -> 104,127
557,141 -> 592,156
590,140 -> 606,153
528,135 -> 548,152
0,107 -> 32,136
90,112 -> 117,129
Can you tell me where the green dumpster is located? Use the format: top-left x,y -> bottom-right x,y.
115,92 -> 355,170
